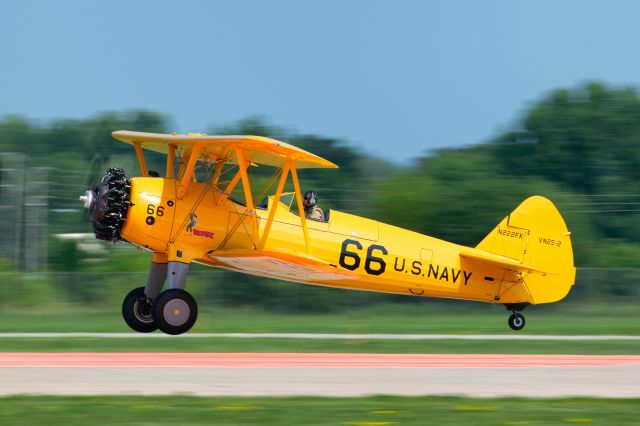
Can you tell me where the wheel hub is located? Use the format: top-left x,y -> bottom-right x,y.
163,299 -> 191,326
133,299 -> 154,324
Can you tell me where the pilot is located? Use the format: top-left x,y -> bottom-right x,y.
303,190 -> 324,221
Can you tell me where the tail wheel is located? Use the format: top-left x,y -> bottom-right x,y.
122,287 -> 157,333
153,289 -> 198,335
508,313 -> 526,331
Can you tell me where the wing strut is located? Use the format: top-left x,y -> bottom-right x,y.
211,160 -> 226,185
259,161 -> 290,248
290,162 -> 311,254
177,145 -> 202,199
217,166 -> 244,204
166,144 -> 175,178
234,147 -> 254,211
134,143 -> 148,177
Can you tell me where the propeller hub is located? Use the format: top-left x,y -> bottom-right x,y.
79,190 -> 94,209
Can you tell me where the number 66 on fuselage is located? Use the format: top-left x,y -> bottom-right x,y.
80,131 -> 575,335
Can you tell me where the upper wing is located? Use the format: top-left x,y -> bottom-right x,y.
112,130 -> 337,170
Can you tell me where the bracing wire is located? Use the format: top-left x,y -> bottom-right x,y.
216,167 -> 282,251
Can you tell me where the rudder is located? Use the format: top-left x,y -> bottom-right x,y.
476,196 -> 576,304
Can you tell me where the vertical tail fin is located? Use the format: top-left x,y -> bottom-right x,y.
476,196 -> 576,304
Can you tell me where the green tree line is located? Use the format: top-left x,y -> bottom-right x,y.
1,82 -> 639,309
2,82 -> 640,268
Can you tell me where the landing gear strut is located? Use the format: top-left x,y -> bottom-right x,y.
122,260 -> 198,335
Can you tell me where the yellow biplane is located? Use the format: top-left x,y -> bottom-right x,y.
80,131 -> 575,334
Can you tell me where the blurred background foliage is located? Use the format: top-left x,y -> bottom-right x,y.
1,81 -> 640,311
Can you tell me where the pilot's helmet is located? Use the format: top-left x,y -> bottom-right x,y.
303,191 -> 318,208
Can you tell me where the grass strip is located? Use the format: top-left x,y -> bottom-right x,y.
0,304 -> 639,335
1,336 -> 639,354
1,395 -> 639,425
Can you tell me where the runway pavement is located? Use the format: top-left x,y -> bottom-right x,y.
2,353 -> 639,397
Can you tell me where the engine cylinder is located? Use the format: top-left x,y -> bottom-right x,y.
88,168 -> 131,242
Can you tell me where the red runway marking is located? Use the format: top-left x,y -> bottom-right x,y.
1,353 -> 640,368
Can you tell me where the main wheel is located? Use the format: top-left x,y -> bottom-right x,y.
153,289 -> 198,335
508,313 -> 526,331
122,287 -> 157,333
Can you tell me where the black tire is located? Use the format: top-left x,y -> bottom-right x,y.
122,287 -> 157,333
508,313 -> 526,331
153,289 -> 198,335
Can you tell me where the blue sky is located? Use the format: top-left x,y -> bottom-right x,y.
1,1 -> 640,162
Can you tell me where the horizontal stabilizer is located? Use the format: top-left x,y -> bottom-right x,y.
460,250 -> 554,276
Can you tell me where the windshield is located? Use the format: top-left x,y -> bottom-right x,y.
258,192 -> 296,210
